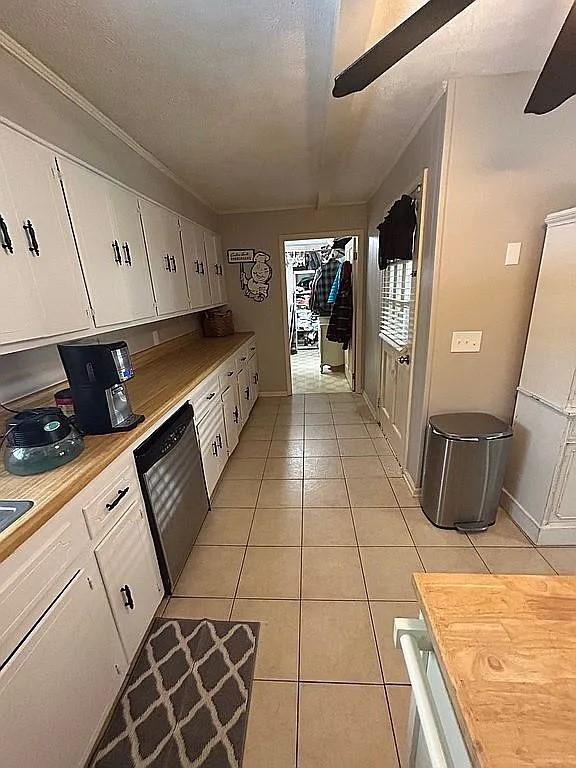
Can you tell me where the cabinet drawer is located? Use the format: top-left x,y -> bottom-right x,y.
219,358 -> 238,392
82,461 -> 139,539
197,402 -> 226,456
0,503 -> 89,666
191,371 -> 221,422
235,344 -> 252,371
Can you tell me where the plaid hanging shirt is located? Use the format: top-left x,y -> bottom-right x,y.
309,258 -> 341,316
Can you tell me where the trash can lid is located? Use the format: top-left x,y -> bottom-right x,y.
429,412 -> 512,440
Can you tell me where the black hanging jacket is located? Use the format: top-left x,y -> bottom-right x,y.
327,261 -> 353,350
377,194 -> 417,270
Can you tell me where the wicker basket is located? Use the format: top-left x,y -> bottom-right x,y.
202,306 -> 235,337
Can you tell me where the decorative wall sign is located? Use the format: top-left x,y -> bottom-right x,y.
227,248 -> 255,263
240,251 -> 272,302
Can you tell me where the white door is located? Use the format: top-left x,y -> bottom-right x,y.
378,181 -> 424,464
95,503 -> 162,659
140,199 -> 188,315
0,562 -> 126,768
204,229 -> 226,305
0,126 -> 90,339
180,217 -> 212,308
0,154 -> 41,344
59,159 -> 128,327
222,385 -> 240,455
344,237 -> 357,390
108,183 -> 156,321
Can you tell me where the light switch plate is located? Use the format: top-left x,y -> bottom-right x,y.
451,331 -> 482,353
505,242 -> 521,265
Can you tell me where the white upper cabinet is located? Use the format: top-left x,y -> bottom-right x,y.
0,125 -> 91,345
140,199 -> 189,315
180,217 -> 212,309
105,183 -> 156,322
60,160 -> 156,327
204,229 -> 227,305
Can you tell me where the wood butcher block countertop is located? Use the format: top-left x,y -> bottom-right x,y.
414,572 -> 576,768
0,331 -> 254,563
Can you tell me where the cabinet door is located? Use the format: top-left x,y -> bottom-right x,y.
95,503 -> 162,659
0,562 -> 126,768
204,229 -> 226,305
248,353 -> 259,405
180,217 -> 212,309
0,127 -> 90,340
108,183 -> 156,321
0,155 -> 41,344
140,200 -> 188,314
197,405 -> 228,497
222,385 -> 240,455
59,158 -> 128,327
237,367 -> 251,425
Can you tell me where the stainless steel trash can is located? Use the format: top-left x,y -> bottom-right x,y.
422,413 -> 512,531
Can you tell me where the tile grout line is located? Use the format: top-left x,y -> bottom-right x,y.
346,475 -> 404,768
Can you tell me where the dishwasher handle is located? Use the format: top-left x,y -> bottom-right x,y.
394,618 -> 453,768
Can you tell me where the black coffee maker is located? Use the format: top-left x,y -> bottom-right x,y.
58,341 -> 144,435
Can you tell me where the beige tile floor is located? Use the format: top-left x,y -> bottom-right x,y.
291,348 -> 351,393
166,393 -> 576,768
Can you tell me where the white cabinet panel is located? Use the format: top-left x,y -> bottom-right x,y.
197,404 -> 227,497
95,502 -> 162,659
237,366 -> 252,425
0,157 -> 40,343
140,199 -> 188,315
107,183 -> 156,322
0,562 -> 126,768
180,217 -> 211,309
0,125 -> 90,343
248,353 -> 259,404
222,384 -> 240,455
204,229 -> 226,305
59,159 -> 127,327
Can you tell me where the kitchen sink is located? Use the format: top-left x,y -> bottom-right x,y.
0,500 -> 34,533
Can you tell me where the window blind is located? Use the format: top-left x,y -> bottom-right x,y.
379,260 -> 413,347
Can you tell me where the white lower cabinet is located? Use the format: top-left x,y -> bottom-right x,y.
222,384 -> 240,455
197,404 -> 228,497
95,502 -> 163,659
0,560 -> 126,768
248,353 -> 259,404
237,366 -> 252,425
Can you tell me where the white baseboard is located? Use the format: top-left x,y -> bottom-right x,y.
362,391 -> 379,423
501,489 -> 541,544
403,471 -> 422,498
259,391 -> 289,397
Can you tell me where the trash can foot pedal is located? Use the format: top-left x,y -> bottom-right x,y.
455,521 -> 491,533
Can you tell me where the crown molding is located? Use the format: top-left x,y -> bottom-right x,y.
0,30 -> 216,212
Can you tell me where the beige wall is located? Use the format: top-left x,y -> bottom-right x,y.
220,205 -> 367,392
0,48 -> 217,229
429,73 -> 576,421
365,92 -> 448,483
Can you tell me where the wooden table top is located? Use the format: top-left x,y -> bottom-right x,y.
414,572 -> 576,768
0,331 -> 254,562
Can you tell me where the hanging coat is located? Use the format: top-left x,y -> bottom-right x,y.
377,194 -> 417,270
327,261 -> 353,349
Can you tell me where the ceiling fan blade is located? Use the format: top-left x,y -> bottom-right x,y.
332,0 -> 477,98
524,2 -> 576,115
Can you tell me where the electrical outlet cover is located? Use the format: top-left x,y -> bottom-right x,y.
451,331 -> 482,353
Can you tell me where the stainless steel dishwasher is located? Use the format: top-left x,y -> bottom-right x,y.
135,403 -> 210,593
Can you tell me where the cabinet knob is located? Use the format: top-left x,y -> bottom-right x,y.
120,584 -> 135,610
0,214 -> 13,254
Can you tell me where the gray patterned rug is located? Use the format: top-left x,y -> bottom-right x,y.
91,618 -> 259,768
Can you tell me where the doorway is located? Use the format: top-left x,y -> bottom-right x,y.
281,233 -> 361,395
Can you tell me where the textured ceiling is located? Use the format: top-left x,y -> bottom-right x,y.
0,0 -> 572,211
